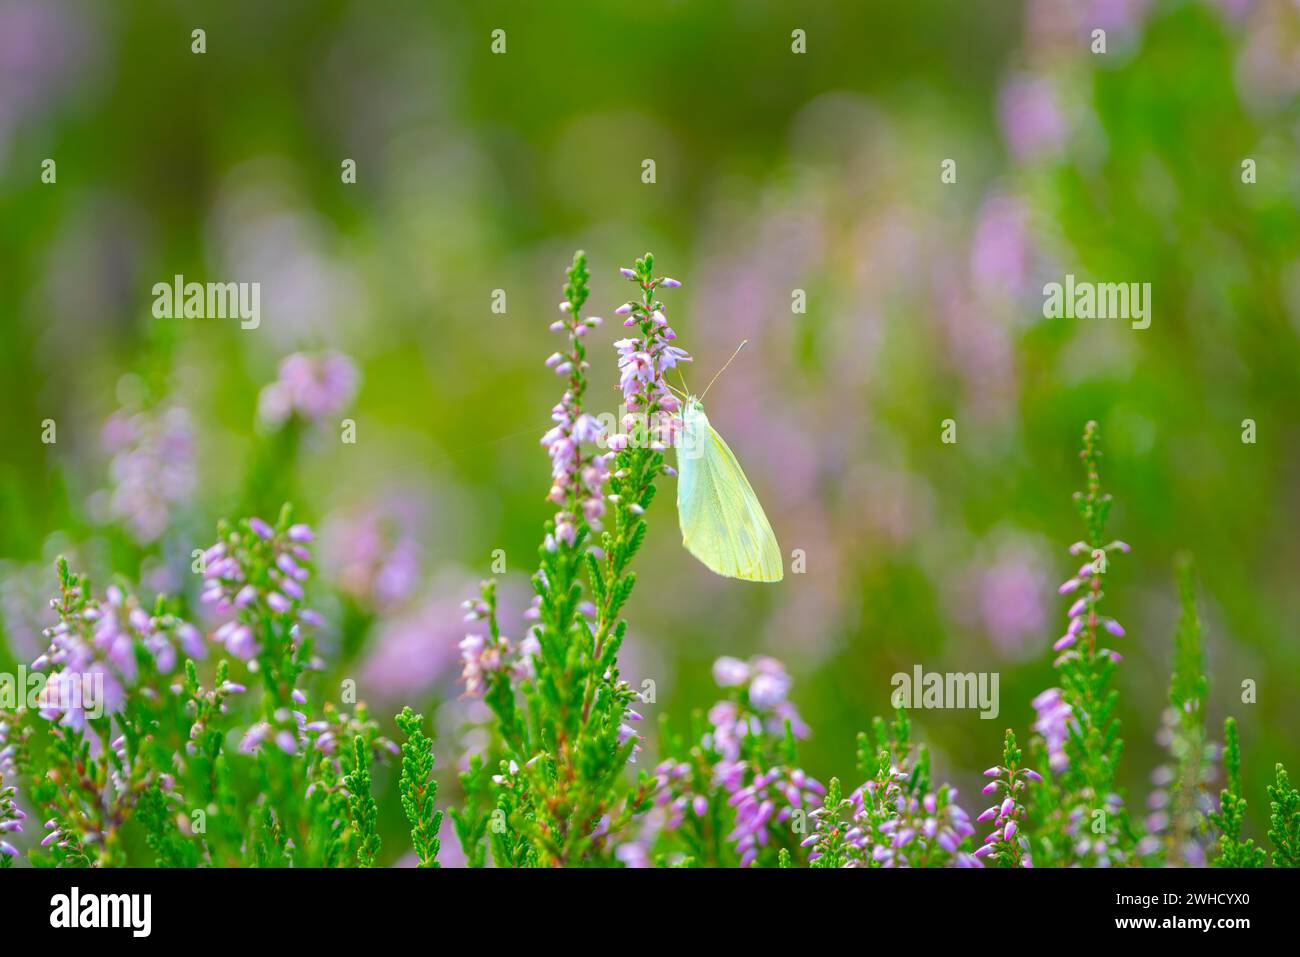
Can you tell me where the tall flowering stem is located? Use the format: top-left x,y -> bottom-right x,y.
586,254 -> 690,706
462,252 -> 667,866
199,506 -> 322,858
1040,421 -> 1135,865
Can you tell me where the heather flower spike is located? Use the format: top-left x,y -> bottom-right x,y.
975,730 -> 1035,867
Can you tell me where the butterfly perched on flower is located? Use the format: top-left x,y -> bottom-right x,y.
671,343 -> 782,583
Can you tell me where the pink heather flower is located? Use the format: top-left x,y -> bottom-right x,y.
257,351 -> 358,430
970,194 -> 1031,301
610,268 -> 691,445
617,348 -> 655,399
459,633 -> 511,698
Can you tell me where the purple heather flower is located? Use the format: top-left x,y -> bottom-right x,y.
975,759 -> 1036,867
29,573 -> 200,732
610,268 -> 691,438
839,778 -> 978,868
1032,687 -> 1072,772
712,656 -> 750,687
200,518 -> 320,660
94,400 -> 196,545
728,764 -> 825,867
0,723 -> 23,854
539,287 -> 614,537
239,722 -> 270,754
747,657 -> 793,709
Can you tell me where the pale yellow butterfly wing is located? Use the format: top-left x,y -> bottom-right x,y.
676,406 -> 783,582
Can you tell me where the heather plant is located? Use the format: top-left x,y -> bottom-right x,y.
1138,557 -> 1216,866
1266,764 -> 1300,868
1,253 -> 1298,871
1209,717 -> 1266,868
975,730 -> 1040,867
453,251 -> 677,866
1031,421 -> 1136,867
395,706 -> 443,868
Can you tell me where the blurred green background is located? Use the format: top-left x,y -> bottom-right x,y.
2,0 -> 1298,861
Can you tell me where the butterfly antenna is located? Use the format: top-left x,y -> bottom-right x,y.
700,340 -> 748,400
675,367 -> 691,396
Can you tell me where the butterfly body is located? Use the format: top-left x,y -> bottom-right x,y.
676,397 -> 783,582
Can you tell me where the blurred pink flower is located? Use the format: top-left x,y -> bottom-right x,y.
321,500 -> 425,610
95,402 -> 196,544
358,572 -> 471,701
0,0 -> 98,162
257,351 -> 358,430
1235,0 -> 1300,112
999,73 -> 1067,163
952,538 -> 1051,659
970,194 -> 1032,302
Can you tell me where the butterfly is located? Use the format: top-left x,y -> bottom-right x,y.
671,343 -> 783,582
